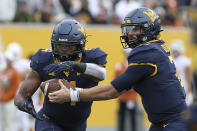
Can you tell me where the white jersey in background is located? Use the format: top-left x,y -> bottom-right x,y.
4,42 -> 42,131
170,40 -> 193,105
173,56 -> 191,93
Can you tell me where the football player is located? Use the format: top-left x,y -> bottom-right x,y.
14,19 -> 107,131
49,8 -> 188,131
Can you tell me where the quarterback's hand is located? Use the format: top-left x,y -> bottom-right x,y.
48,79 -> 71,104
44,61 -> 74,75
17,95 -> 43,121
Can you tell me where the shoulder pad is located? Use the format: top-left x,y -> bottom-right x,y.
129,40 -> 164,58
84,48 -> 107,59
83,48 -> 107,64
31,49 -> 53,66
128,42 -> 165,64
129,44 -> 153,58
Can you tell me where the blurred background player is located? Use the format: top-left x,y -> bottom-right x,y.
170,40 -> 193,105
0,52 -> 7,71
114,48 -> 143,131
4,42 -> 42,131
14,19 -> 107,131
0,46 -> 21,131
0,52 -> 6,131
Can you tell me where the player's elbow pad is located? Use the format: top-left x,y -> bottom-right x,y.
84,63 -> 106,80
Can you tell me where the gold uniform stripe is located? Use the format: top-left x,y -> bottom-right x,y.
128,63 -> 157,77
144,40 -> 159,45
138,40 -> 159,47
48,72 -> 55,76
43,114 -> 50,119
41,48 -> 52,52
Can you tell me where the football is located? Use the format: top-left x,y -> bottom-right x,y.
40,79 -> 73,96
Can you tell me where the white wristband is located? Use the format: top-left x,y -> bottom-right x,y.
44,82 -> 49,96
70,88 -> 82,102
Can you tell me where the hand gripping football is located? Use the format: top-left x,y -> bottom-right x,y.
40,79 -> 73,96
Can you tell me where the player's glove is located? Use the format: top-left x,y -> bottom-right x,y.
44,61 -> 74,75
17,95 -> 43,121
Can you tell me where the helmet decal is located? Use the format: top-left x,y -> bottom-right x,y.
77,27 -> 85,35
143,10 -> 157,22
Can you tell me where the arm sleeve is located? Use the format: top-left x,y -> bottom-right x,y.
111,65 -> 155,92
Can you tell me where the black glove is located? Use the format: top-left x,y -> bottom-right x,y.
17,95 -> 43,121
44,61 -> 74,75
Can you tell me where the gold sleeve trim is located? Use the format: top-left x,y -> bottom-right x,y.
128,63 -> 157,77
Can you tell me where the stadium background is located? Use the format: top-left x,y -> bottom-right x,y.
0,24 -> 196,129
